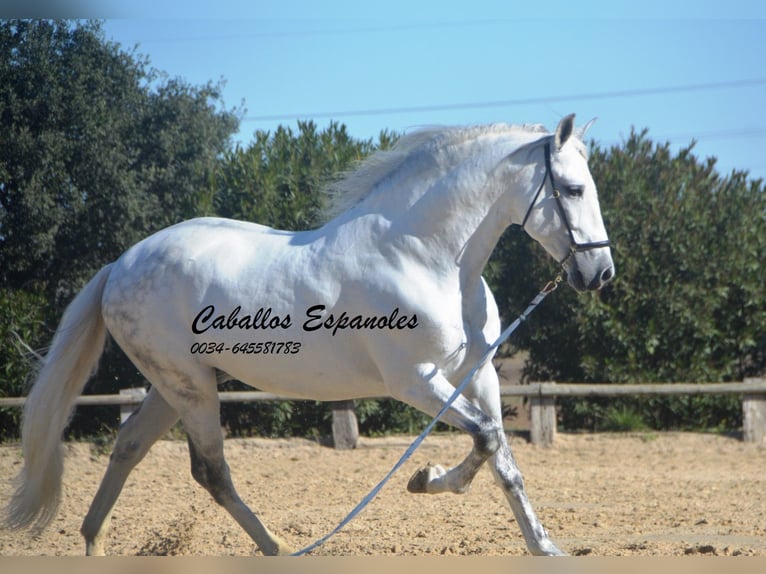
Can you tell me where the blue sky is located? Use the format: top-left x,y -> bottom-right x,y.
81,2 -> 766,181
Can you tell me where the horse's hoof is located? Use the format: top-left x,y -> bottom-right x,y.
545,543 -> 568,556
262,532 -> 293,556
274,540 -> 294,556
407,463 -> 446,493
531,539 -> 568,556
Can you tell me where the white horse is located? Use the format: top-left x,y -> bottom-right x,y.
4,114 -> 613,556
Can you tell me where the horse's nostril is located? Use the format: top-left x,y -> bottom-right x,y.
601,266 -> 614,283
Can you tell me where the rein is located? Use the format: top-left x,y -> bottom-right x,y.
291,274 -> 562,556
521,141 -> 611,267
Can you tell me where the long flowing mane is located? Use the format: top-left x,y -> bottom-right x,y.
321,122 -> 549,221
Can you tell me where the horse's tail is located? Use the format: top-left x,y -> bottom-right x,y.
4,263 -> 114,532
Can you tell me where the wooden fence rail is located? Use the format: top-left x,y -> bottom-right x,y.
1,379 -> 764,447
513,378 -> 766,446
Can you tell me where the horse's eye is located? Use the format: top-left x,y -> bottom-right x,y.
565,185 -> 585,198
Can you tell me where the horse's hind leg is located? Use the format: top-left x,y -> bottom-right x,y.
180,387 -> 292,556
81,387 -> 179,555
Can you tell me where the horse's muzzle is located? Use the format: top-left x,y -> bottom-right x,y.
567,258 -> 615,292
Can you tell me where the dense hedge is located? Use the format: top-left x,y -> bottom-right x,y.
2,21 -> 764,439
487,131 -> 766,431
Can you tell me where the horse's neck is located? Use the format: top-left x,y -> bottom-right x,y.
449,161 -> 534,284
352,135 -> 538,284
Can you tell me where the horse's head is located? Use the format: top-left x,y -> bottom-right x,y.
519,114 -> 614,292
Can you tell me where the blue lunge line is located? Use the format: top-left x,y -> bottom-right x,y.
291,276 -> 561,556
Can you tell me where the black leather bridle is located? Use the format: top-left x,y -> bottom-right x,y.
520,141 -> 611,267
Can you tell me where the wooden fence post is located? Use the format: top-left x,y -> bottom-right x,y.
529,383 -> 557,446
119,387 -> 146,425
331,400 -> 359,449
743,378 -> 766,443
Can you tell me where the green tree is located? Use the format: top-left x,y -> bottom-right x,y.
0,288 -> 47,438
0,20 -> 237,303
214,121 -> 383,229
488,130 -> 766,430
0,20 -> 238,436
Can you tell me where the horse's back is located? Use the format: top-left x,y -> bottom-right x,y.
107,216 -> 305,282
119,217 -> 295,263
98,217 -> 387,398
100,218 -> 301,349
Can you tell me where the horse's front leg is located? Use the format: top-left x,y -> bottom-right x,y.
489,439 -> 566,556
404,360 -> 501,496
406,448 -> 484,495
388,363 -> 505,497
474,365 -> 565,556
402,361 -> 566,556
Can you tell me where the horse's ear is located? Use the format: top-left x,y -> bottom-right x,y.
554,113 -> 576,150
576,117 -> 597,140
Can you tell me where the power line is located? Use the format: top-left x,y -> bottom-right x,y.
660,127 -> 766,143
135,19 -> 512,43
601,127 -> 766,147
242,77 -> 766,123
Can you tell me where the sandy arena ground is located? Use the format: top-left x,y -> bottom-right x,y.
1,431 -> 765,557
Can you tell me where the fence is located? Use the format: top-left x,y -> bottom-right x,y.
1,379 -> 765,448
510,378 -> 766,446
0,389 -> 361,450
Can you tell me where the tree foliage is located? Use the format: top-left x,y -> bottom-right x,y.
1,22 -> 763,438
214,121 -> 384,229
0,20 -> 238,437
0,20 -> 237,304
488,129 -> 766,430
0,288 -> 47,434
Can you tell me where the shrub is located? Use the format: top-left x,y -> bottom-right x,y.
489,129 -> 766,431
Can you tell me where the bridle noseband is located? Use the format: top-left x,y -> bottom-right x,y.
520,141 -> 611,267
